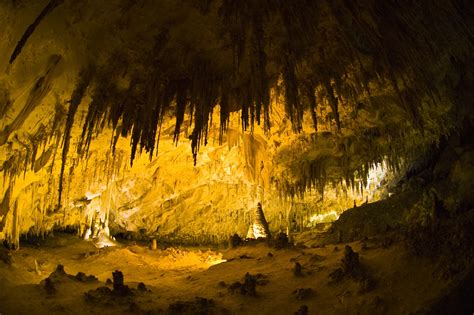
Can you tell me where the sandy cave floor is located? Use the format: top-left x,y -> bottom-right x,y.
0,233 -> 454,314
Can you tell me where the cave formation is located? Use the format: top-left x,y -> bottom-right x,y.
0,0 -> 473,314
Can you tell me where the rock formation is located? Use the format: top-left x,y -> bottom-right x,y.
246,203 -> 271,239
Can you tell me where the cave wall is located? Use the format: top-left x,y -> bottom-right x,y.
1,97 -> 384,245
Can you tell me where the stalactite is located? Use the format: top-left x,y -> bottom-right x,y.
322,79 -> 340,131
173,79 -> 190,143
219,90 -> 230,145
57,68 -> 93,210
78,54 -> 127,158
249,11 -> 270,130
0,187 -> 11,232
9,0 -> 64,64
12,199 -> 20,249
67,0 -> 464,170
304,82 -> 318,132
282,54 -> 302,132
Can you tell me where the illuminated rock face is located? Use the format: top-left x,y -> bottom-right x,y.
0,93 -> 395,245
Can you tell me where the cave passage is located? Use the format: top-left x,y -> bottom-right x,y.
0,0 -> 473,314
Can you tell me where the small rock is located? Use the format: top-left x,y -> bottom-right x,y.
239,254 -> 253,259
112,270 -> 132,296
329,268 -> 345,282
84,286 -> 112,303
240,274 -> 257,296
382,237 -> 393,249
75,272 -> 98,282
113,270 -> 124,290
228,281 -> 242,293
293,262 -> 303,277
137,282 -> 147,292
294,305 -> 308,315
329,245 -> 375,286
342,246 -> 362,278
230,234 -> 243,248
273,232 -> 290,249
55,264 -> 66,275
228,273 -> 267,297
293,288 -> 314,300
358,278 -> 377,293
0,249 -> 13,265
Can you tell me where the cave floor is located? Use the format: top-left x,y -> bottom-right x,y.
0,233 -> 453,314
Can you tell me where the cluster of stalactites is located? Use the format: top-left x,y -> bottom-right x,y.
2,0 -> 471,204
273,126 -> 434,200
71,0 -> 471,170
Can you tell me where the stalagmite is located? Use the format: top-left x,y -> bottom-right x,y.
150,239 -> 157,250
246,203 -> 271,239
